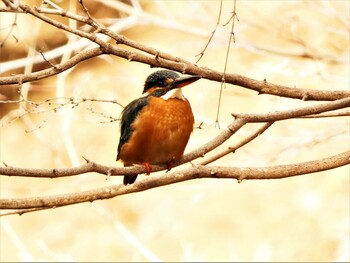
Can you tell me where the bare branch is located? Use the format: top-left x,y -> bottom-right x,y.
0,48 -> 103,85
3,42 -> 348,101
195,0 -> 223,63
1,150 -> 349,211
1,97 -> 348,179
299,109 -> 350,118
0,2 -> 348,102
0,11 -> 18,47
231,97 -> 350,122
200,122 -> 274,166
214,0 -> 239,127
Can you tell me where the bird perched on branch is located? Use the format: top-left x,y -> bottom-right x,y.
117,70 -> 200,185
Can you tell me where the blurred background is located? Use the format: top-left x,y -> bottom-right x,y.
0,0 -> 349,261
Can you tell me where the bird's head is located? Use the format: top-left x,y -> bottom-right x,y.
142,70 -> 200,99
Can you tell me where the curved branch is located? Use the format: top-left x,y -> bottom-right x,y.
1,2 -> 349,101
0,48 -> 103,85
1,97 -> 348,178
103,45 -> 350,101
182,97 -> 349,164
2,41 -> 349,101
1,150 -> 349,210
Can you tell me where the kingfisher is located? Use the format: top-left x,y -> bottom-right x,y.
117,70 -> 200,185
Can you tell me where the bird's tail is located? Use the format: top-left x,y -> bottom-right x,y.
123,175 -> 138,185
122,162 -> 138,185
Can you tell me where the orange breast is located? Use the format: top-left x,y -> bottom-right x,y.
118,97 -> 194,165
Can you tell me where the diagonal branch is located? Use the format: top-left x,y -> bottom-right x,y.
1,97 -> 348,179
200,122 -> 274,166
0,48 -> 103,85
0,2 -> 349,101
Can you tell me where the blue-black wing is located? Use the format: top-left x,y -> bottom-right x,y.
116,96 -> 149,160
117,88 -> 168,161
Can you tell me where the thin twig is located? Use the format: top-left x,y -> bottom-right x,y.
200,122 -> 274,165
0,11 -> 18,47
214,0 -> 238,128
195,0 -> 223,63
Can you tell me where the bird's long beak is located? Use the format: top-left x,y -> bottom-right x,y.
170,75 -> 201,90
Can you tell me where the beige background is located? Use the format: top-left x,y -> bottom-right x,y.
0,0 -> 349,261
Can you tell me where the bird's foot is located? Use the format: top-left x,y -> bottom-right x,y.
142,162 -> 152,175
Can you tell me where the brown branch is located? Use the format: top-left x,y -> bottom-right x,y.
0,158 -> 144,178
27,42 -> 350,102
1,207 -> 47,216
3,43 -> 348,102
0,6 -> 90,23
0,2 -> 349,101
214,0 -> 239,127
231,97 -> 350,122
0,10 -> 18,47
200,122 -> 274,166
177,97 -> 349,165
17,2 -> 105,47
1,97 -> 348,179
299,109 -> 350,118
1,150 -> 349,211
0,48 -> 103,85
195,0 -> 223,62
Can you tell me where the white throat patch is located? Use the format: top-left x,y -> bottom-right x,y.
161,88 -> 185,100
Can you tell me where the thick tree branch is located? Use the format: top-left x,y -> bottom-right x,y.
0,2 -> 349,101
1,150 -> 349,211
2,44 -> 349,101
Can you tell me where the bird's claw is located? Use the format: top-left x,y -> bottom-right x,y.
142,162 -> 152,175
